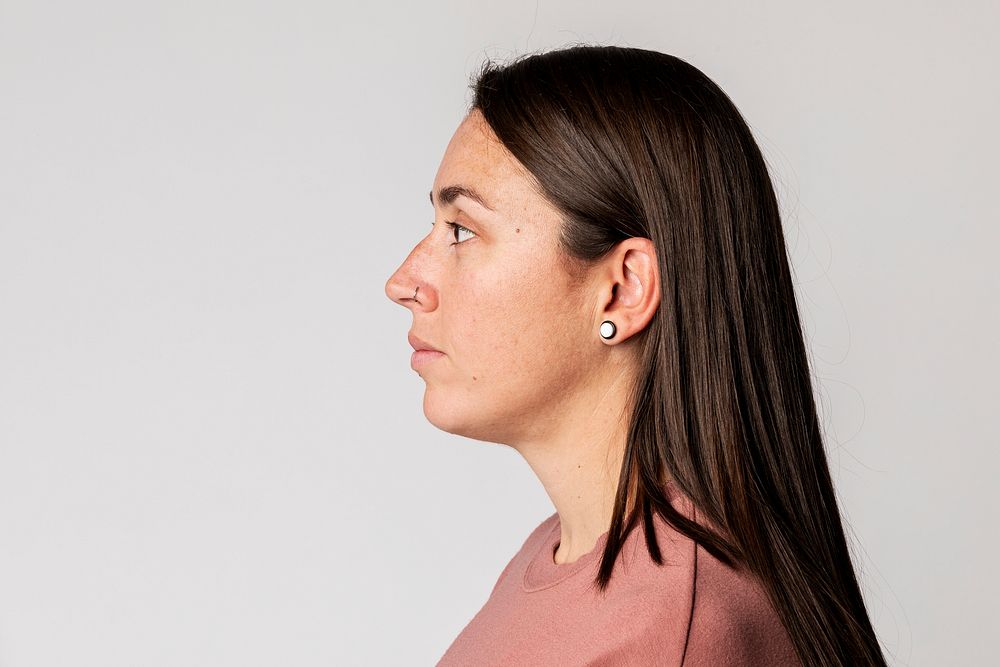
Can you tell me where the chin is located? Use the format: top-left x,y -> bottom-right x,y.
421,391 -> 463,433
421,393 -> 489,440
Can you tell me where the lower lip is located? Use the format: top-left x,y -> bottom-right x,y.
411,349 -> 445,368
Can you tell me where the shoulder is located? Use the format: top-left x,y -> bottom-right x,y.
682,541 -> 802,666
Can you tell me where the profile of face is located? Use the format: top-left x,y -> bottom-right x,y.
385,109 -> 652,449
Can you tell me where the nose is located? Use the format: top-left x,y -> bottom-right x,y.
385,270 -> 411,307
386,228 -> 439,310
387,280 -> 417,305
385,262 -> 433,311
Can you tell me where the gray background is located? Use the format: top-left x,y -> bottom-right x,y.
1,1 -> 996,665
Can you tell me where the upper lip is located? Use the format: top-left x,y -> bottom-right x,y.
408,332 -> 442,352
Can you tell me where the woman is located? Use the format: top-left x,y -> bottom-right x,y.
385,45 -> 887,666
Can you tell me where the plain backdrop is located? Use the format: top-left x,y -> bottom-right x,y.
1,1 -> 996,665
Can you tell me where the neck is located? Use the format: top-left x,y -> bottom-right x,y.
513,361 -> 636,565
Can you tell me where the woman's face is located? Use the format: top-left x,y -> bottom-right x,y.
385,109 -> 603,446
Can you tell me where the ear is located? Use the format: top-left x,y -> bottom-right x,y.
595,237 -> 661,344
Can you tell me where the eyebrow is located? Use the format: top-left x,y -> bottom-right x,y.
429,185 -> 495,212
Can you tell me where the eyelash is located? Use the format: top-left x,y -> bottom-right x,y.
434,220 -> 476,246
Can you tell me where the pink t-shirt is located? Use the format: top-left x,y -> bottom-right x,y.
436,485 -> 801,666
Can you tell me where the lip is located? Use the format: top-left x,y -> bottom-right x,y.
408,332 -> 442,353
411,349 -> 445,369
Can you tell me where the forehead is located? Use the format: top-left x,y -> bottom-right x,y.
432,111 -> 541,214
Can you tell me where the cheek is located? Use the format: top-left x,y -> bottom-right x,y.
447,245 -> 585,384
486,285 -> 582,383
450,286 -> 525,361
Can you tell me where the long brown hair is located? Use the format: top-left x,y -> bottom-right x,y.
468,45 -> 886,667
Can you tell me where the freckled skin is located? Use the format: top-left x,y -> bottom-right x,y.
384,109 -> 662,563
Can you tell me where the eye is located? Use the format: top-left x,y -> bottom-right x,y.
444,221 -> 476,246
